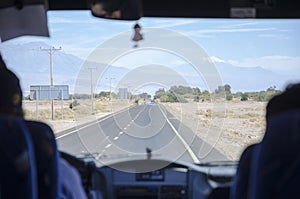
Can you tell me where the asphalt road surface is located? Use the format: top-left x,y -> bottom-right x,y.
57,104 -> 226,166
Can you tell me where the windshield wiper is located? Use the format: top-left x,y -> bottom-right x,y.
76,148 -> 161,161
198,160 -> 238,167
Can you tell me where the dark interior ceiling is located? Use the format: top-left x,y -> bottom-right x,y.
47,0 -> 300,18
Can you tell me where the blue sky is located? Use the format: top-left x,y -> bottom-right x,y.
6,11 -> 300,75
2,11 -> 300,94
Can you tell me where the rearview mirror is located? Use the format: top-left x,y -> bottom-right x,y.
89,0 -> 142,20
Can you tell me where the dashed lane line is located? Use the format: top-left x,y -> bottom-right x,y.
113,136 -> 119,140
56,105 -> 136,140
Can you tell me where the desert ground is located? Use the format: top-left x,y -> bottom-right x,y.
23,98 -> 267,161
23,98 -> 132,132
163,99 -> 267,161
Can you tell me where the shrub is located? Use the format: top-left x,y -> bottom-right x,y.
241,93 -> 248,101
226,94 -> 233,101
69,100 -> 79,109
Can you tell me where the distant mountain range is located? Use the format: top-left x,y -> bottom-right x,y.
0,42 -> 82,94
0,42 -> 128,95
213,63 -> 298,92
0,42 -> 299,95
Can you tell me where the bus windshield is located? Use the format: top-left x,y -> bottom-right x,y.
1,11 -> 300,166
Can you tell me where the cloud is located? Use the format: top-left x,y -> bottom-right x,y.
194,27 -> 275,34
182,27 -> 277,39
210,56 -> 225,63
217,22 -> 259,29
258,34 -> 289,40
144,19 -> 200,29
49,16 -> 100,24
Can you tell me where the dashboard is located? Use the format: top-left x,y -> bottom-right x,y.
68,157 -> 238,199
101,166 -> 188,198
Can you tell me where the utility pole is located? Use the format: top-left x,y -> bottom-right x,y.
109,78 -> 112,101
106,77 -> 115,101
106,77 -> 115,112
40,46 -> 62,120
88,67 -> 96,114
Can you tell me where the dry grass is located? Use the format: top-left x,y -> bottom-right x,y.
23,100 -> 74,120
23,99 -> 132,132
24,108 -> 75,121
163,100 -> 267,161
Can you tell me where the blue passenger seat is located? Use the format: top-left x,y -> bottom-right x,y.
0,116 -> 37,199
207,187 -> 230,199
231,110 -> 300,199
230,143 -> 258,199
249,110 -> 300,199
26,120 -> 60,199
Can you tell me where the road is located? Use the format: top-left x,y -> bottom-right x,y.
57,104 -> 226,166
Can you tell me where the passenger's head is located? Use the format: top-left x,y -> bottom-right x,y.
266,83 -> 300,120
0,55 -> 23,117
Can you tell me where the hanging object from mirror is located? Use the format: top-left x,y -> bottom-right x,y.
132,23 -> 143,48
89,0 -> 142,20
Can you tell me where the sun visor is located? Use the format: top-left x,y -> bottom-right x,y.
0,4 -> 49,42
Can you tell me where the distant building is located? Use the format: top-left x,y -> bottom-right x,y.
118,88 -> 128,100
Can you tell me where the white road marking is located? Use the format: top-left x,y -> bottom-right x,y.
105,144 -> 112,148
56,105 -> 135,139
124,127 -> 127,130
113,136 -> 119,140
119,131 -> 123,135
158,105 -> 200,164
96,136 -> 110,148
